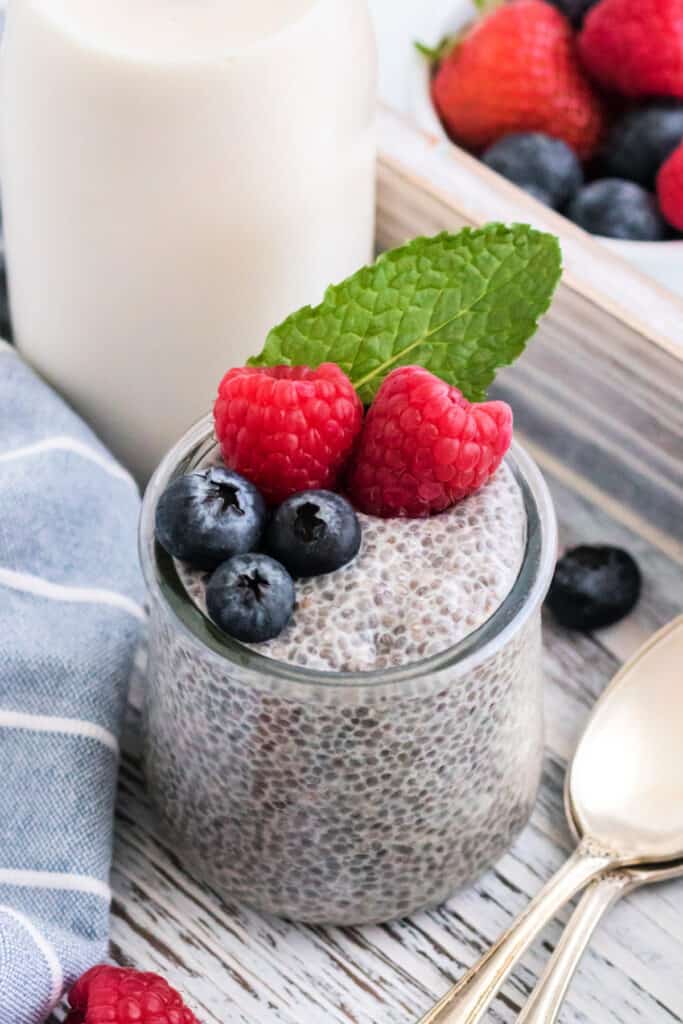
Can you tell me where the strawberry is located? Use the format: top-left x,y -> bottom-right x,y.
657,140 -> 683,230
432,0 -> 607,160
579,0 -> 683,99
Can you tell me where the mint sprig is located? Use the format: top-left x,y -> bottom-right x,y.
249,225 -> 562,404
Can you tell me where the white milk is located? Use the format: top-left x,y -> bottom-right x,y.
0,0 -> 376,480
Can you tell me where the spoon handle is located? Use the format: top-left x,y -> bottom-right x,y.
516,872 -> 632,1024
418,842 -> 613,1024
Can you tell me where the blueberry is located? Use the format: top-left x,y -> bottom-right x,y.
206,554 -> 295,643
546,0 -> 599,26
567,179 -> 668,241
155,467 -> 266,570
481,133 -> 583,210
545,546 -> 641,631
602,103 -> 683,188
266,490 -> 361,578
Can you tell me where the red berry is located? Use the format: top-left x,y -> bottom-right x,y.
432,0 -> 607,160
213,364 -> 363,505
66,965 -> 199,1024
347,367 -> 513,518
657,141 -> 683,229
579,0 -> 683,99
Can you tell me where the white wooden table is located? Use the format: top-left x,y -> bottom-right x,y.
52,6 -> 683,1018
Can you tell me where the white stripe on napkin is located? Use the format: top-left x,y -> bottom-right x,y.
0,567 -> 146,622
0,870 -> 111,901
0,905 -> 64,1010
0,436 -> 137,489
0,710 -> 119,754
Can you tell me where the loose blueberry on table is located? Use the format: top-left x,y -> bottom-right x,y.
545,544 -> 642,631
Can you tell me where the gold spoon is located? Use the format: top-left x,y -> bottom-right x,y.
419,615 -> 683,1024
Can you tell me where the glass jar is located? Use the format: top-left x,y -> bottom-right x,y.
139,416 -> 557,925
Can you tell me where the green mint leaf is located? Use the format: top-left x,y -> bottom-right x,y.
249,225 -> 562,404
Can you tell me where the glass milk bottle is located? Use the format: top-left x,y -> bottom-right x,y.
0,0 -> 376,480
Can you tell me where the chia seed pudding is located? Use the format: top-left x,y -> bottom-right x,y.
140,416 -> 557,925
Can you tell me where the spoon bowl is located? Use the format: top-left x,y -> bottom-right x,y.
568,617 -> 683,863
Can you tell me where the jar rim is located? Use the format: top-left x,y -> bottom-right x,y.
139,415 -> 558,691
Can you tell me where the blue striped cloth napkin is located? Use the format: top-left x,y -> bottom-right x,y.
0,342 -> 144,1023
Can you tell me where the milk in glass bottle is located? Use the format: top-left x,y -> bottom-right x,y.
0,0 -> 376,479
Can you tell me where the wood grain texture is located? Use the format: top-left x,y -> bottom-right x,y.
51,113 -> 683,1024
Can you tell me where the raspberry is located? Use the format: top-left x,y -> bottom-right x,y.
347,367 -> 513,518
657,140 -> 683,230
66,965 -> 199,1024
214,364 -> 363,505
